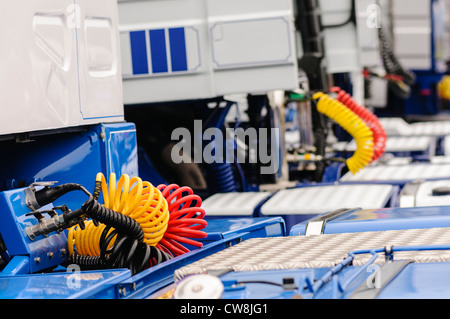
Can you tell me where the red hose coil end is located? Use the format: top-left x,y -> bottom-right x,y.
333,88 -> 387,161
156,184 -> 208,257
330,86 -> 342,93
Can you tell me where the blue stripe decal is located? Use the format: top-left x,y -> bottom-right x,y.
130,31 -> 149,75
169,28 -> 188,72
149,29 -> 168,73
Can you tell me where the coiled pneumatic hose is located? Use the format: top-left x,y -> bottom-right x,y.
331,87 -> 387,161
68,173 -> 172,274
379,26 -> 415,98
313,92 -> 374,174
156,184 -> 208,257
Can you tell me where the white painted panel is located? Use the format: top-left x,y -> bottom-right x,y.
76,0 -> 124,120
260,184 -> 395,215
118,0 -> 298,104
0,0 -> 124,136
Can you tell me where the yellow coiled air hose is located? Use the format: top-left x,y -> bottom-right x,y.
438,75 -> 450,101
67,173 -> 171,273
313,92 -> 374,174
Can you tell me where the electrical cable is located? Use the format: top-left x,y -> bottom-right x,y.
156,184 -> 208,257
313,92 -> 374,174
321,0 -> 356,29
378,22 -> 415,99
379,26 -> 415,86
331,87 -> 387,161
311,98 -> 329,182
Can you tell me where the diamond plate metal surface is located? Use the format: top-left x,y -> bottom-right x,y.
175,227 -> 450,280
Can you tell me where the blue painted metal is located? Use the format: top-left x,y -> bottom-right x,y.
257,183 -> 399,234
215,262 -> 367,299
0,256 -> 30,277
400,0 -> 446,117
314,247 -> 381,297
216,244 -> 450,299
0,123 -> 138,209
402,72 -> 444,116
118,217 -> 285,299
219,268 -> 326,299
95,122 -> 139,180
118,236 -> 243,299
290,205 -> 450,236
126,26 -> 194,77
169,28 -> 188,72
0,269 -> 131,299
0,174 -> 283,297
200,217 -> 286,243
322,162 -> 347,183
376,262 -> 450,299
382,0 -> 450,118
318,245 -> 450,299
130,30 -> 149,75
150,29 -> 169,74
0,123 -> 138,275
0,188 -> 67,274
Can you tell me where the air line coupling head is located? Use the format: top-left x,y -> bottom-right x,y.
25,182 -> 58,211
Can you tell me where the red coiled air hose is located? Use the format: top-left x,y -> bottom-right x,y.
156,184 -> 208,257
331,87 -> 387,161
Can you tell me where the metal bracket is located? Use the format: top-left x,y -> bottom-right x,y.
398,179 -> 423,207
304,208 -> 359,236
384,245 -> 394,262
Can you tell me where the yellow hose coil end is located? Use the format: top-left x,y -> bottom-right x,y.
68,226 -> 75,256
139,186 -> 170,246
313,92 -> 325,100
438,75 -> 450,101
314,93 -> 374,175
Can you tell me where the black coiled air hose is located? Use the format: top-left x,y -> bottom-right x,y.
379,27 -> 415,86
311,99 -> 329,182
81,196 -> 144,243
70,194 -> 172,275
379,26 -> 416,99
33,181 -> 173,275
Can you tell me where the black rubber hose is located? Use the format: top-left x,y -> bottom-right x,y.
37,182 -> 173,275
311,100 -> 329,182
34,183 -> 90,208
81,196 -> 144,243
